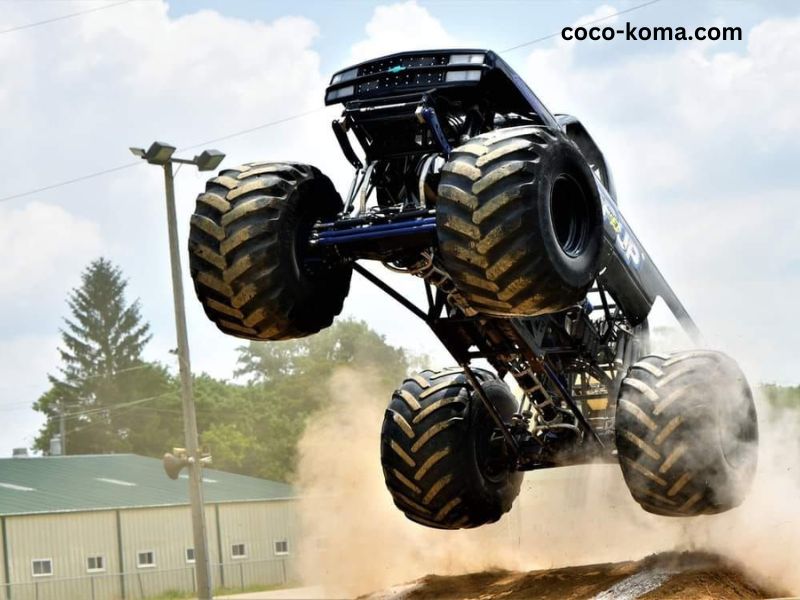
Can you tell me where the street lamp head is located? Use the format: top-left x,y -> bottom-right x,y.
129,147 -> 146,158
193,149 -> 225,172
143,141 -> 176,165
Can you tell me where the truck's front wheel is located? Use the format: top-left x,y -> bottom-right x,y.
437,126 -> 603,316
188,162 -> 351,341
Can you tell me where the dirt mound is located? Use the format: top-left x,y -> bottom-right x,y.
360,552 -> 779,600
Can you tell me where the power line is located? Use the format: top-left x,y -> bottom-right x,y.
0,161 -> 142,203
0,0 -> 660,204
76,363 -> 163,381
61,402 -> 146,438
0,108 -> 327,204
499,0 -> 662,53
0,0 -> 136,36
62,402 -> 217,439
61,391 -> 176,420
180,107 -> 326,151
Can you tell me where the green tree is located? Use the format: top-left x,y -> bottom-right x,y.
33,258 -> 178,455
761,384 -> 800,412
204,319 -> 411,481
236,318 -> 409,389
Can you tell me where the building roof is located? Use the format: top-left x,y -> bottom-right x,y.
0,454 -> 295,516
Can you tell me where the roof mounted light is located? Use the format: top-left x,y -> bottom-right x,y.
449,53 -> 485,65
326,85 -> 355,103
331,67 -> 359,85
445,69 -> 482,82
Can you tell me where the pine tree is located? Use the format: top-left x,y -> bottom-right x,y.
59,257 -> 151,382
33,258 -> 176,455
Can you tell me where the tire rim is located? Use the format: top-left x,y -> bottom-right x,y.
294,212 -> 320,279
718,378 -> 758,471
475,415 -> 510,484
550,174 -> 592,258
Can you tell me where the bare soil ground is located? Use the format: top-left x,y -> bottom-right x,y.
362,552 -> 781,600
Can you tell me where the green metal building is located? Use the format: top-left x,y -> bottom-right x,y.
0,454 -> 299,600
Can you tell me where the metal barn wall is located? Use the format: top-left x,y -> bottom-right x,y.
216,500 -> 298,589
0,500 -> 300,600
4,510 -> 120,600
118,504 -> 220,598
119,505 -> 220,569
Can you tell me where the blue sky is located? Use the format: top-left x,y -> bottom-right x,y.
0,0 -> 797,455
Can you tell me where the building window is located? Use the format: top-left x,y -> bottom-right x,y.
231,543 -> 246,559
274,540 -> 289,556
185,548 -> 195,564
137,551 -> 156,568
87,555 -> 105,573
31,559 -> 53,577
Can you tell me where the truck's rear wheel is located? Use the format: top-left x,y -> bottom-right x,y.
437,126 -> 603,316
380,368 -> 522,529
616,351 -> 758,516
188,162 -> 351,341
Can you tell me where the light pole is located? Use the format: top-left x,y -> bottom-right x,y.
130,141 -> 225,600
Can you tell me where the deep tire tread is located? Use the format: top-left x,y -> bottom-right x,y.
188,162 -> 351,341
437,126 -> 602,317
380,369 -> 522,530
616,350 -> 757,517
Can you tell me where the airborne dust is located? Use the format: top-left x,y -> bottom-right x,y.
294,366 -> 799,598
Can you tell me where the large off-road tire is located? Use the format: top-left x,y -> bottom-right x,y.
616,351 -> 758,517
188,162 -> 351,341
437,126 -> 603,316
380,368 -> 522,529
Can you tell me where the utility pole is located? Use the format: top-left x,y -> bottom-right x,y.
162,159 -> 212,600
130,142 -> 225,600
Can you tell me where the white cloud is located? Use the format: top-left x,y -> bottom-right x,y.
642,190 -> 800,382
350,0 -> 457,62
0,202 -> 103,309
574,4 -> 620,29
0,334 -> 59,457
0,2 -> 328,195
521,13 -> 800,196
72,7 -> 323,115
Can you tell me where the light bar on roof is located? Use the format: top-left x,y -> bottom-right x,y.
326,85 -> 355,103
331,67 -> 359,85
449,53 -> 485,65
445,69 -> 482,82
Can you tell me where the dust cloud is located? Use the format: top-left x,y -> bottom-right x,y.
293,366 -> 800,598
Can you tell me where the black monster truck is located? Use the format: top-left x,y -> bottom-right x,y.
188,50 -> 758,528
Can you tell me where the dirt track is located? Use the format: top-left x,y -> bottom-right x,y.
362,552 -> 781,600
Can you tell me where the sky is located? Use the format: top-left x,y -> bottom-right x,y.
0,0 -> 798,456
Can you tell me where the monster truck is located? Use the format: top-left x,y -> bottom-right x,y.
188,49 -> 758,529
